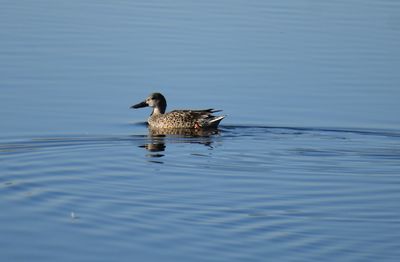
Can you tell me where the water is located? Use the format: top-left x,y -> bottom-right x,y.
1,0 -> 400,261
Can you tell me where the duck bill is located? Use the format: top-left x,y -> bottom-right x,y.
131,101 -> 148,109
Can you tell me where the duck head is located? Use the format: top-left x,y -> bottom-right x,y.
131,92 -> 167,115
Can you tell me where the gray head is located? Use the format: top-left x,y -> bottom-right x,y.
130,92 -> 167,115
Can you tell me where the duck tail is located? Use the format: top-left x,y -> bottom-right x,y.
208,115 -> 226,128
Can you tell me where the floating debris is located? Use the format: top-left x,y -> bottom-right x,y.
70,212 -> 78,219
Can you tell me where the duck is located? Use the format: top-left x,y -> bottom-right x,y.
131,92 -> 225,129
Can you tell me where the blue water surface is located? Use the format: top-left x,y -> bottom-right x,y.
1,1 -> 400,261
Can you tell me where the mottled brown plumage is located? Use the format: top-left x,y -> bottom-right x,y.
131,93 -> 225,129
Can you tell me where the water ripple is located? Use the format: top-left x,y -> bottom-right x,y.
1,126 -> 400,261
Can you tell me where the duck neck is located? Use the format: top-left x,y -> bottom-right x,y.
152,99 -> 167,115
151,107 -> 164,116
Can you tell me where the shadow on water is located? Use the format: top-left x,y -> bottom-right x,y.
1,125 -> 399,158
0,127 -> 222,160
222,125 -> 400,138
138,127 -> 221,163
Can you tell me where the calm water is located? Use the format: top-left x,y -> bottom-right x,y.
1,0 -> 400,261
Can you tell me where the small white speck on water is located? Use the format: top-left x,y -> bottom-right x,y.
70,212 -> 77,219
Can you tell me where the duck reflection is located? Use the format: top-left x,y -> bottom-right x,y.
148,127 -> 220,137
139,127 -> 220,160
139,134 -> 166,159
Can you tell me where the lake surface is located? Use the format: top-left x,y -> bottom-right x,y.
1,1 -> 400,261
